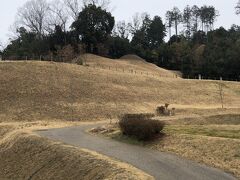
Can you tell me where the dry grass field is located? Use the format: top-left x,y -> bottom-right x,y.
0,54 -> 240,179
0,56 -> 239,122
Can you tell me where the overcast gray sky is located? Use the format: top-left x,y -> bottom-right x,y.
0,0 -> 239,46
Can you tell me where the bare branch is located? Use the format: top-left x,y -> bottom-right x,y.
16,0 -> 50,37
236,0 -> 240,15
64,0 -> 82,21
116,21 -> 130,39
0,41 -> 3,51
128,13 -> 142,34
47,0 -> 69,33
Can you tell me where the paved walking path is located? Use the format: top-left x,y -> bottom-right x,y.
37,124 -> 236,180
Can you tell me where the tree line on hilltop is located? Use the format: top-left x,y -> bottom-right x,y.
1,0 -> 240,80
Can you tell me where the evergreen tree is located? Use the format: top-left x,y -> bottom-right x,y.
71,4 -> 115,53
183,5 -> 192,39
148,16 -> 166,49
191,5 -> 200,33
171,7 -> 182,36
165,11 -> 173,38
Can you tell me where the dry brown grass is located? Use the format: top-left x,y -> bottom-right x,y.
147,134 -> 240,178
120,54 -> 146,61
0,56 -> 240,179
100,113 -> 240,178
0,124 -> 153,180
81,54 -> 178,78
0,59 -> 240,122
154,114 -> 240,178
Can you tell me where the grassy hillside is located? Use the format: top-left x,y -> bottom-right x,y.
0,58 -> 240,122
0,56 -> 240,179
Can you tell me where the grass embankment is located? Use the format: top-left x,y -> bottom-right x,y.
0,123 -> 153,180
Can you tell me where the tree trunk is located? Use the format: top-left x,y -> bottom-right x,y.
195,18 -> 198,32
169,26 -> 171,39
175,21 -> 178,36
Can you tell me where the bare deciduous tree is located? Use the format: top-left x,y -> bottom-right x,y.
0,41 -> 3,51
16,0 -> 50,38
236,0 -> 240,15
128,13 -> 147,35
8,22 -> 19,40
47,0 -> 69,33
116,21 -> 130,39
64,0 -> 110,21
64,0 -> 82,21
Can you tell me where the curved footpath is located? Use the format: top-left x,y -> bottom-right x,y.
37,124 -> 236,180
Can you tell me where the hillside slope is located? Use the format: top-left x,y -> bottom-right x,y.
0,60 -> 240,122
79,54 -> 178,78
0,57 -> 239,180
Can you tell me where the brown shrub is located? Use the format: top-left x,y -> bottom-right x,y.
156,106 -> 166,115
156,104 -> 176,116
119,114 -> 165,141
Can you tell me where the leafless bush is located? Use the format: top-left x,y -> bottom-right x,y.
119,114 -> 165,141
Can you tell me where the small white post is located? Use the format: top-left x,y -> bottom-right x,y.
198,74 -> 202,80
